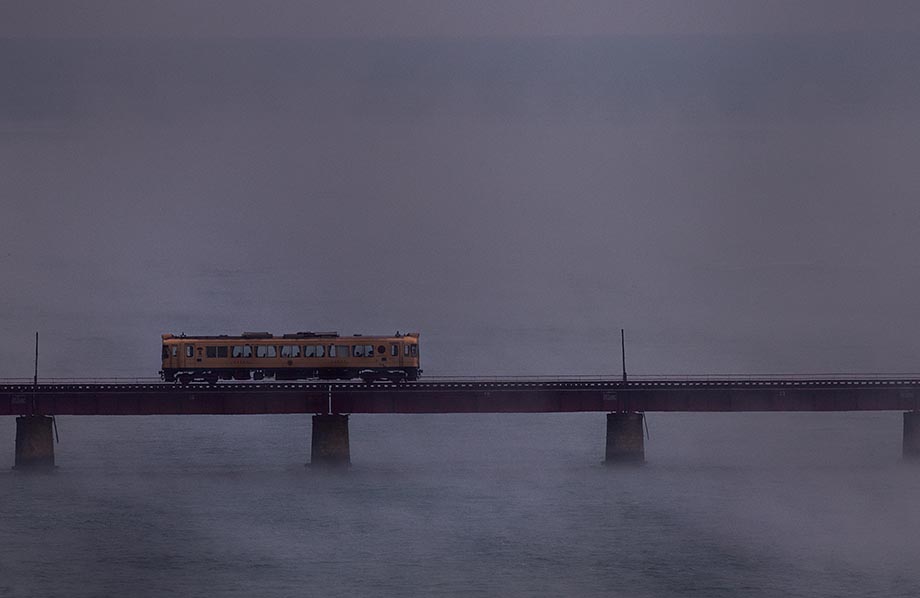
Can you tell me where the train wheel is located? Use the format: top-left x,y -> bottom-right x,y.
177,374 -> 193,386
206,373 -> 219,386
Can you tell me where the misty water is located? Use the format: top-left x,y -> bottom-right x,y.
1,411 -> 918,597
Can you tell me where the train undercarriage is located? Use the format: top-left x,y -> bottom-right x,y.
161,367 -> 420,386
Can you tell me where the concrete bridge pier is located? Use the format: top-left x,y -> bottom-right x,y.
311,414 -> 350,467
903,411 -> 920,460
14,415 -> 55,470
605,412 -> 645,464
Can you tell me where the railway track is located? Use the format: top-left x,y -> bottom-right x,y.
5,377 -> 920,393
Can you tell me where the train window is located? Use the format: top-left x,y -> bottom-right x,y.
352,344 -> 374,357
410,344 -> 418,357
281,345 -> 301,358
404,345 -> 410,356
305,345 -> 325,358
162,346 -> 169,359
256,345 -> 277,358
205,346 -> 229,358
172,347 -> 178,357
186,345 -> 194,358
231,345 -> 252,358
391,344 -> 398,356
334,345 -> 349,358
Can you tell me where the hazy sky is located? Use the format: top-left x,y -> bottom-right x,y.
3,2 -> 920,378
4,1 -> 920,37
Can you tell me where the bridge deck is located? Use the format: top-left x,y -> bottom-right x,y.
2,379 -> 920,415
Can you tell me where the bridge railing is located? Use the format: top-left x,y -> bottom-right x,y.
0,377 -> 164,385
4,372 -> 920,385
425,373 -> 920,382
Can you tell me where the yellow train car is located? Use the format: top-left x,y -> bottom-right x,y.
160,331 -> 421,385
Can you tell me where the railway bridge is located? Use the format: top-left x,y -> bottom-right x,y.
3,376 -> 920,469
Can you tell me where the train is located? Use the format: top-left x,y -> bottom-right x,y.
160,331 -> 421,385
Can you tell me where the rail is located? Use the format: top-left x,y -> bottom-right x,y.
5,372 -> 920,385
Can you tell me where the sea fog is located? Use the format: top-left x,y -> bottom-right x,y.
1,409 -> 918,597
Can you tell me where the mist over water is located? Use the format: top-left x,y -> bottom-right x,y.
1,412 -> 918,597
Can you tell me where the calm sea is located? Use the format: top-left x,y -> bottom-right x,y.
1,412 -> 918,597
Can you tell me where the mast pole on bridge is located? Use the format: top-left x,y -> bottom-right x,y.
621,329 -> 627,383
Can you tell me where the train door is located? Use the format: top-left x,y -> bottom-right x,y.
182,343 -> 195,368
390,341 -> 402,368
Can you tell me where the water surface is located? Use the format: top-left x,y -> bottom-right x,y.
1,412 -> 917,597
